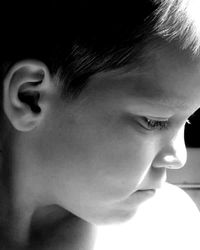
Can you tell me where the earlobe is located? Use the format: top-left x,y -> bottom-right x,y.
3,60 -> 54,132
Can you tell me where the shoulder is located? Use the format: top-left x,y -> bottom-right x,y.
154,182 -> 198,207
152,182 -> 200,217
138,183 -> 200,249
138,182 -> 200,228
95,183 -> 200,250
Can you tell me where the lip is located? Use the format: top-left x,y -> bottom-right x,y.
139,189 -> 156,192
122,189 -> 156,211
132,189 -> 156,202
138,189 -> 156,194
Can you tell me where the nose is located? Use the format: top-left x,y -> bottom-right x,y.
152,127 -> 187,170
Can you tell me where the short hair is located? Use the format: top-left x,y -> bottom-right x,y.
0,0 -> 200,99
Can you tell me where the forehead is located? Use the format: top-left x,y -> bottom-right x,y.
89,42 -> 200,115
141,43 -> 200,111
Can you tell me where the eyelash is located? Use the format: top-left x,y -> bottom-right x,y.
142,118 -> 191,131
143,118 -> 169,130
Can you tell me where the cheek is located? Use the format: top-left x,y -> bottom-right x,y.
35,109 -> 156,200
68,124 -> 157,198
97,139 -> 154,190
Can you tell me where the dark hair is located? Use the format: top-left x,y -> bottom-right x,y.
0,0 -> 200,99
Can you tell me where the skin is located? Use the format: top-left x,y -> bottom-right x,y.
1,41 -> 200,248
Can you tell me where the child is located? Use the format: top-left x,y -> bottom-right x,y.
0,0 -> 200,249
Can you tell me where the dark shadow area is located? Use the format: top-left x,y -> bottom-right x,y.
185,108 -> 200,147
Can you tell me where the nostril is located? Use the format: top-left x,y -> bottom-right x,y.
153,154 -> 186,169
163,155 -> 177,163
165,158 -> 185,170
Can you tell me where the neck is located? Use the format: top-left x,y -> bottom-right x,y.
0,141 -> 97,249
30,207 -> 97,250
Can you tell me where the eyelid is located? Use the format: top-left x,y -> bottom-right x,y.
145,116 -> 169,121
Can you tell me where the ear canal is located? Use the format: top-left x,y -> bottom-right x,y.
18,80 -> 42,114
18,91 -> 41,114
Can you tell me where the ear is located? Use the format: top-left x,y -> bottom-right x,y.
3,60 -> 56,132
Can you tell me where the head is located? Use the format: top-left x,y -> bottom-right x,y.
1,0 -> 200,225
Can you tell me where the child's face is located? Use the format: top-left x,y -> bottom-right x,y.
35,43 -> 200,224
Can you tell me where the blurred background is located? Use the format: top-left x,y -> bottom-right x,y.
167,109 -> 200,210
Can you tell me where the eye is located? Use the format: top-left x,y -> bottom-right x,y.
142,117 -> 169,131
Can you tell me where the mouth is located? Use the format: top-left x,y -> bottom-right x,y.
138,189 -> 156,194
129,189 -> 156,204
140,188 -> 156,191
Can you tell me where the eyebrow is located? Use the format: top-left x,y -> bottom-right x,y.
101,69 -> 167,101
129,78 -> 190,112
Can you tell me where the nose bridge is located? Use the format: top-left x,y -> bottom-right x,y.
153,127 -> 187,170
